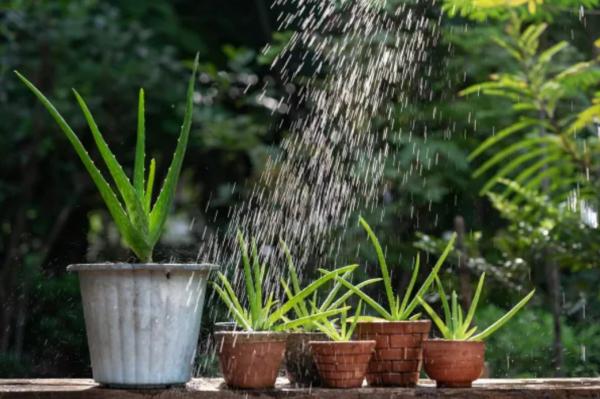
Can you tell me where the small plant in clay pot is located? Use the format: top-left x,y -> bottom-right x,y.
15,57 -> 219,388
336,217 -> 456,387
279,241 -> 381,387
310,302 -> 376,388
418,273 -> 535,388
213,232 -> 356,389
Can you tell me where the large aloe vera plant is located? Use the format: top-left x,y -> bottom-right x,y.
14,56 -> 199,262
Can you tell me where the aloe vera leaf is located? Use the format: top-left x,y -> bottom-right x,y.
435,276 -> 452,325
418,297 -> 451,339
464,326 -> 478,340
359,217 -> 396,314
275,307 -> 350,332
212,283 -> 252,331
471,289 -> 535,341
72,90 -> 150,236
409,312 -> 421,320
394,294 -> 401,319
134,88 -> 145,197
236,231 -> 258,322
401,234 -> 456,319
259,260 -> 267,289
267,264 -> 357,324
260,293 -> 278,330
328,277 -> 383,310
319,270 -> 352,311
461,273 -> 486,336
145,158 -> 156,212
280,239 -> 309,315
280,240 -> 302,293
14,71 -> 150,260
333,275 -> 393,320
340,305 -> 348,338
280,278 -> 307,318
280,278 -> 293,300
457,299 -> 464,334
216,272 -> 246,318
313,320 -> 341,341
399,254 -> 420,315
251,240 -> 263,310
302,298 -> 320,331
451,291 -> 459,339
346,301 -> 363,340
149,54 -> 199,245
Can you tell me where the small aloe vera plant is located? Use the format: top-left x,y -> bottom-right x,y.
313,302 -> 363,341
213,231 -> 357,332
309,300 -> 377,389
337,217 -> 456,321
279,240 -> 381,332
14,56 -> 199,262
418,273 -> 535,341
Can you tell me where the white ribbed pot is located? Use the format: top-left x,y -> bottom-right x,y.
67,263 -> 218,388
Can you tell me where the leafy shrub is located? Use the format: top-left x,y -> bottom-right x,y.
479,305 -> 600,377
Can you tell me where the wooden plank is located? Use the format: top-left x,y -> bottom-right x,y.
1,378 -> 600,398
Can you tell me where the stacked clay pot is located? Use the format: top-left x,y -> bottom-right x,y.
356,320 -> 431,386
310,340 -> 376,388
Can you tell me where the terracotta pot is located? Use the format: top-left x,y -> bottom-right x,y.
215,331 -> 287,389
423,339 -> 485,388
284,332 -> 328,386
310,340 -> 376,388
356,320 -> 431,387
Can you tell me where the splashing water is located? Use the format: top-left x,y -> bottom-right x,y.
201,0 -> 438,274
195,0 -> 440,372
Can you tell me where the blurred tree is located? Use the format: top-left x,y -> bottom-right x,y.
464,12 -> 600,374
414,0 -> 600,377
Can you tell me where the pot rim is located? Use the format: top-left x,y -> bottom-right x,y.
424,338 -> 485,345
67,263 -> 219,272
214,331 -> 289,337
287,331 -> 329,336
356,319 -> 431,325
309,340 -> 376,345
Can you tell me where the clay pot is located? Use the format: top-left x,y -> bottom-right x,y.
310,340 -> 376,388
423,340 -> 485,388
355,320 -> 431,387
215,331 -> 287,389
284,332 -> 328,386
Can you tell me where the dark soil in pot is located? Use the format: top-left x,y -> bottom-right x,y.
423,339 -> 485,388
310,340 -> 376,388
284,332 -> 328,386
214,322 -> 239,332
356,320 -> 431,387
215,331 -> 287,389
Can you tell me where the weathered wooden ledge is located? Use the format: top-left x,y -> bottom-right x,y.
2,378 -> 600,398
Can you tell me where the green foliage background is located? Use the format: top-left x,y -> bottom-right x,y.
2,0 -> 600,379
